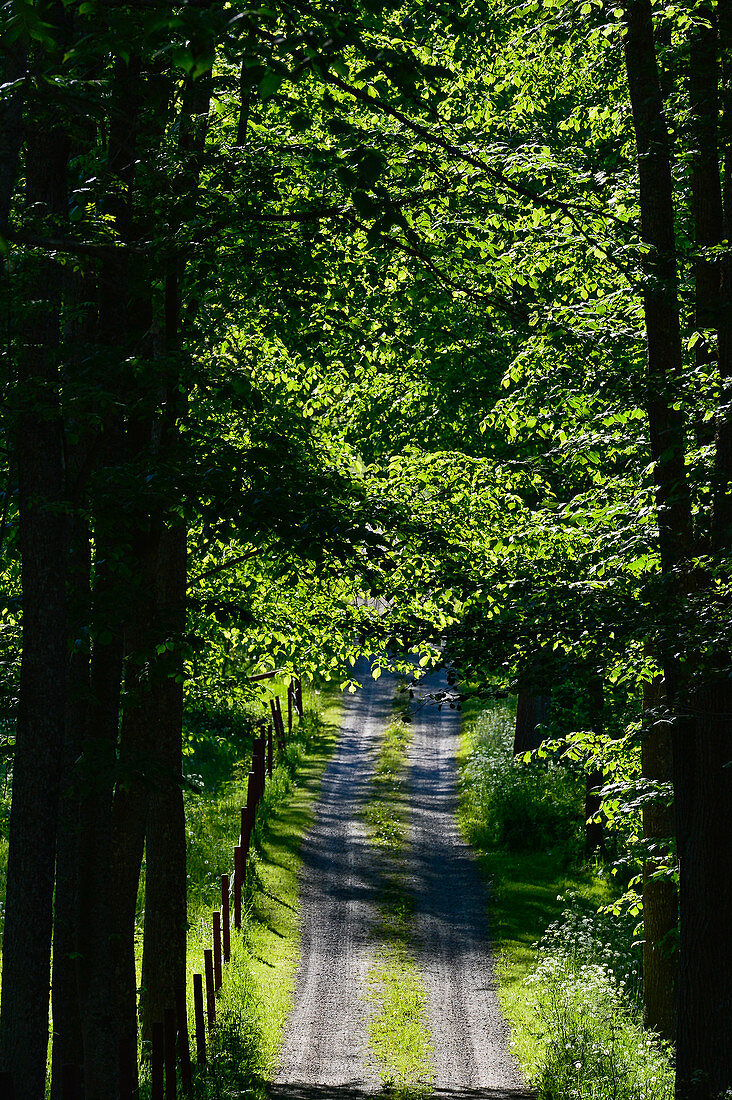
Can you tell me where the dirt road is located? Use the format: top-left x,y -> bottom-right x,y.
270,664 -> 529,1099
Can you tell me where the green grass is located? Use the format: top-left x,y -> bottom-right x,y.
455,695 -> 609,1070
363,714 -> 411,852
456,696 -> 674,1100
363,688 -> 435,1098
367,946 -> 434,1098
473,849 -> 612,1071
158,682 -> 343,1097
245,695 -> 341,1074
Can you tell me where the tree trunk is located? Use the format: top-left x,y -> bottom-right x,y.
139,520 -> 188,1037
622,0 -> 693,576
714,0 -> 732,549
674,679 -> 732,1099
76,559 -> 124,1100
0,101 -> 69,1099
513,690 -> 550,754
623,3 -> 732,1095
50,517 -> 90,1098
109,518 -> 161,1073
641,675 -> 677,1043
138,54 -> 211,1039
584,675 -> 605,858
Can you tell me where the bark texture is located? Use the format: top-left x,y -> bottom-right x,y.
0,101 -> 69,1099
641,676 -> 677,1043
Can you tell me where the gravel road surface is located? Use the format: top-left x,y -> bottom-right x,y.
272,663 -> 395,1092
409,669 -> 529,1096
271,663 -> 530,1100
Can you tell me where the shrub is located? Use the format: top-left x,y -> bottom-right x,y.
526,903 -> 673,1100
461,703 -> 583,859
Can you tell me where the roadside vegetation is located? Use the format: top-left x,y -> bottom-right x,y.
363,686 -> 435,1098
459,700 -> 674,1100
137,684 -> 342,1098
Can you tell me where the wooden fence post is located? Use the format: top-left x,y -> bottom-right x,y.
258,733 -> 266,795
273,696 -> 284,742
204,948 -> 216,1027
175,986 -> 193,1093
192,974 -> 206,1064
213,912 -> 222,991
221,873 -> 230,962
245,771 -> 256,842
267,723 -> 273,778
164,1008 -> 177,1100
288,681 -> 293,735
234,844 -> 243,930
296,677 -> 303,716
151,1021 -> 165,1100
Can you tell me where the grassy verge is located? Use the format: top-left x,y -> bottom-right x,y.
457,698 -> 673,1100
363,685 -> 434,1099
168,683 -> 343,1097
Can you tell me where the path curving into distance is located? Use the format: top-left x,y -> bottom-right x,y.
270,662 -> 530,1100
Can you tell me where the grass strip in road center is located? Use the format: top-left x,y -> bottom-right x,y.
363,685 -> 435,1099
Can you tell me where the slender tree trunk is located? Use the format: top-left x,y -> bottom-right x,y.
109,516 -> 161,1068
641,675 -> 677,1043
714,0 -> 732,548
673,678 -> 732,1099
139,520 -> 188,1036
0,38 -> 26,231
0,99 -> 70,1100
138,56 -> 211,1038
50,517 -> 90,1098
584,675 -> 605,858
76,553 -> 124,1100
623,3 -> 732,1095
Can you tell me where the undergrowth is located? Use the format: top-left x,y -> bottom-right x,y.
459,697 -> 674,1100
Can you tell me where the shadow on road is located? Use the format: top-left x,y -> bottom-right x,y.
268,1085 -> 533,1100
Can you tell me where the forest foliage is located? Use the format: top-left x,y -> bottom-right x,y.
0,0 -> 731,1097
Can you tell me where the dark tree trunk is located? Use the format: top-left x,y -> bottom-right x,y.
674,678 -> 732,1099
109,518 -> 161,1069
0,102 -> 70,1099
138,56 -> 211,1039
622,0 -> 693,575
714,0 -> 732,549
641,675 -> 677,1043
513,691 -> 550,754
584,675 -> 605,858
623,3 -> 732,1095
76,559 -> 124,1100
50,517 -> 90,1098
139,520 -> 188,1037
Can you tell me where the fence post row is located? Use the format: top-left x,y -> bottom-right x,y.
82,680 -> 303,1097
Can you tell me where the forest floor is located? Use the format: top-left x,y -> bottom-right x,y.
269,662 -> 530,1100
